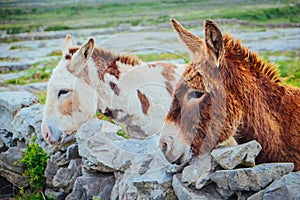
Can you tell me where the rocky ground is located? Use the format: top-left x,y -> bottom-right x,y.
1,23 -> 300,91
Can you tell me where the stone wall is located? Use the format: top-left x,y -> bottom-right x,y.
0,91 -> 299,200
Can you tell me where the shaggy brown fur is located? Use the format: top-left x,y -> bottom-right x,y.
67,46 -> 141,81
167,19 -> 300,170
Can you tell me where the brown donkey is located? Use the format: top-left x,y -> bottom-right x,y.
159,19 -> 300,171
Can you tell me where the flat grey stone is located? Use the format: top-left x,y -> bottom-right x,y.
263,172 -> 300,200
181,154 -> 217,189
172,174 -> 223,200
0,91 -> 38,132
0,147 -> 29,187
66,173 -> 115,200
211,140 -> 262,169
210,163 -> 294,192
77,119 -> 172,173
11,103 -> 44,143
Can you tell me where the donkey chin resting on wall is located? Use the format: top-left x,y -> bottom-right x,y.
159,19 -> 300,171
42,34 -> 186,146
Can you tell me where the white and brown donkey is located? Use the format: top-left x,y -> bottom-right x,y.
42,34 -> 185,145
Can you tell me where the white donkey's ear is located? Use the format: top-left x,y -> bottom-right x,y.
62,34 -> 75,59
68,38 -> 94,74
170,18 -> 204,55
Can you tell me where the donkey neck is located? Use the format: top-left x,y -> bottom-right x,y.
88,47 -> 141,112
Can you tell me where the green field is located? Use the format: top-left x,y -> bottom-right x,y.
0,0 -> 299,87
1,0 -> 299,34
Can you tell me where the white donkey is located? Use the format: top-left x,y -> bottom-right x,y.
42,34 -> 185,145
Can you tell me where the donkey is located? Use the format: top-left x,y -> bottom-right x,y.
159,19 -> 300,171
42,34 -> 185,146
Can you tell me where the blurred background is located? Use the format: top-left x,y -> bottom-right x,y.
0,0 -> 299,103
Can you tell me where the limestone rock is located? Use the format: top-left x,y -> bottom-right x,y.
111,170 -> 175,200
66,173 -> 115,200
45,189 -> 66,200
211,140 -> 262,169
11,103 -> 44,144
0,176 -> 15,199
216,187 -> 235,199
172,174 -> 223,200
0,147 -> 29,187
77,119 -> 177,199
52,159 -> 82,193
0,129 -> 14,148
260,172 -> 300,200
248,190 -> 265,200
77,119 -> 172,173
181,154 -> 217,189
45,151 -> 70,187
66,143 -> 80,160
45,156 -> 60,186
210,163 -> 294,192
0,91 -> 38,131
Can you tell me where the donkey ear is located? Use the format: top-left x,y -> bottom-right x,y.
204,20 -> 224,67
69,38 -> 94,74
170,18 -> 204,54
62,34 -> 75,59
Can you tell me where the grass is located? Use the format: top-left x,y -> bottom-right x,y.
136,52 -> 189,62
47,50 -> 62,56
95,110 -> 130,139
0,56 -> 19,62
0,1 -> 299,35
35,90 -> 47,105
260,50 -> 300,87
10,45 -> 34,50
0,58 -> 58,86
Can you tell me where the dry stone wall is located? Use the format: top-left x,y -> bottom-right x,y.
0,91 -> 299,200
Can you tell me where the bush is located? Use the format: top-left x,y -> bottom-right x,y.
15,135 -> 49,200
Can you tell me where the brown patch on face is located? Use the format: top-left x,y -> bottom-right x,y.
137,90 -> 150,115
60,92 -> 80,116
92,47 -> 141,81
109,81 -> 120,96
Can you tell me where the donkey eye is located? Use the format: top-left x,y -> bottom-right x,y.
187,91 -> 204,100
58,89 -> 69,98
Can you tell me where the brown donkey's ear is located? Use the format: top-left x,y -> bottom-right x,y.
204,20 -> 224,67
68,38 -> 95,75
62,34 -> 75,60
170,18 -> 204,55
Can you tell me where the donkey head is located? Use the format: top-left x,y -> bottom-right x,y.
160,19 -> 230,164
42,34 -> 98,146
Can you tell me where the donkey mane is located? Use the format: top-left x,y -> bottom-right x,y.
223,33 -> 282,84
68,46 -> 141,80
93,47 -> 141,66
69,46 -> 141,66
